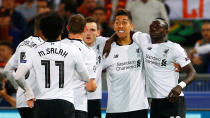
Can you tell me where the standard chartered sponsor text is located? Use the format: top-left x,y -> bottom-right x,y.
115,60 -> 140,71
145,54 -> 161,66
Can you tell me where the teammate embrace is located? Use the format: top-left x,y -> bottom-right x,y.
3,9 -> 196,118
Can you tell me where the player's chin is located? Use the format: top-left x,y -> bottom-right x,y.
116,33 -> 127,39
150,35 -> 162,40
84,40 -> 92,44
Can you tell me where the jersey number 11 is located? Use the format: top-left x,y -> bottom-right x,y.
41,60 -> 64,88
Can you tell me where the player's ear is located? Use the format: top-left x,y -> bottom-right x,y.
131,23 -> 134,30
97,29 -> 101,36
66,26 -> 69,31
165,29 -> 168,35
84,26 -> 87,32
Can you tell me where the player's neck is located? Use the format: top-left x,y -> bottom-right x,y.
68,33 -> 83,40
205,39 -> 210,43
117,34 -> 131,45
56,35 -> 61,41
86,42 -> 94,47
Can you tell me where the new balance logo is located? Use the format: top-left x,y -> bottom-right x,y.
147,47 -> 152,50
114,54 -> 119,58
161,59 -> 167,66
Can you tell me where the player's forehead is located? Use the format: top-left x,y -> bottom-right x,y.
151,19 -> 165,28
0,45 -> 9,50
85,22 -> 97,29
115,15 -> 130,22
202,23 -> 210,29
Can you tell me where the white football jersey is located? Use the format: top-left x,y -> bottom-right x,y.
103,41 -> 149,113
87,36 -> 108,100
5,36 -> 45,108
61,38 -> 96,111
133,32 -> 191,98
20,41 -> 89,104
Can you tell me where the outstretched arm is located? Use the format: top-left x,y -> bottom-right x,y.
103,31 -> 136,58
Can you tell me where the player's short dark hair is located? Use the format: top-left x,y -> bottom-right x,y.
0,41 -> 13,49
155,17 -> 168,30
202,20 -> 210,25
39,11 -> 64,42
93,6 -> 106,14
34,12 -> 49,32
67,14 -> 86,34
114,9 -> 132,22
86,17 -> 99,29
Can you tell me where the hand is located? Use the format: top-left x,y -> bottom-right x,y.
85,79 -> 97,92
167,85 -> 182,103
0,88 -> 7,97
173,62 -> 181,72
26,98 -> 35,108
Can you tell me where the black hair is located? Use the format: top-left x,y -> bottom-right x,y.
86,17 -> 99,29
155,17 -> 168,30
202,20 -> 210,25
34,12 -> 49,32
0,41 -> 13,49
114,9 -> 132,22
39,11 -> 64,42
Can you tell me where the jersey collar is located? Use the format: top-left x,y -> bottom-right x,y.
116,38 -> 133,46
67,38 -> 82,42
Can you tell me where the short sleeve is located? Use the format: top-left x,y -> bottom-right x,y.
95,37 -> 108,50
73,47 -> 89,73
6,53 -> 18,69
174,44 -> 191,68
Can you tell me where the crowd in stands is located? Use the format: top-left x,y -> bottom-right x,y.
0,0 -> 209,108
